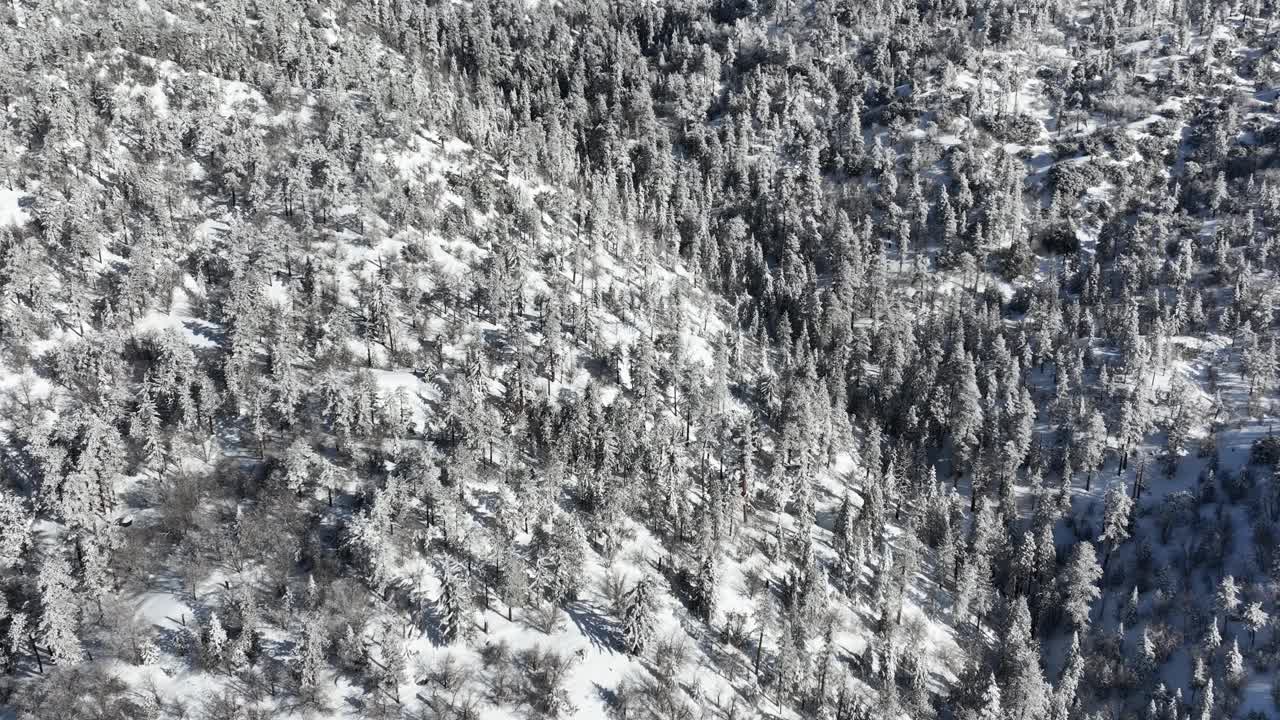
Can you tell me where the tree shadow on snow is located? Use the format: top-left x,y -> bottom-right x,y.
564,601 -> 619,654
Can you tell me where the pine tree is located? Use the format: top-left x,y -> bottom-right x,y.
130,381 -> 162,465
1004,598 -> 1050,720
950,351 -> 984,476
139,635 -> 161,666
7,611 -> 27,671
540,512 -> 587,603
833,490 -> 860,585
77,536 -> 111,623
346,487 -> 395,592
1244,601 -> 1269,648
1210,172 -> 1227,215
1099,481 -> 1133,571
997,595 -> 1032,665
541,293 -> 565,386
306,574 -> 320,610
497,545 -> 530,621
295,612 -> 326,690
621,577 -> 657,655
694,550 -> 720,624
438,564 -> 472,644
1203,617 -> 1222,656
1061,542 -> 1102,632
1052,633 -> 1084,720
1226,638 -> 1244,688
1192,654 -> 1209,699
1076,409 -> 1107,491
381,632 -> 408,704
1215,575 -> 1240,622
0,490 -> 32,569
1199,678 -> 1214,720
1139,626 -> 1158,678
978,672 -> 1003,720
37,552 -> 82,665
204,612 -> 227,669
1123,586 -> 1140,625
337,623 -> 365,671
283,437 -> 316,496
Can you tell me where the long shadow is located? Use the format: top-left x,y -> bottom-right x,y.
564,601 -> 619,654
183,317 -> 227,348
813,507 -> 839,535
419,596 -> 445,648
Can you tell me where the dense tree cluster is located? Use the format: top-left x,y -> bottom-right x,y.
1,0 -> 1280,718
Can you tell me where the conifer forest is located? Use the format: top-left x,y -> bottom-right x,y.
3,0 -> 1280,718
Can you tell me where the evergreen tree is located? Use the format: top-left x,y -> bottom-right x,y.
1203,617 -> 1222,656
497,545 -> 530,621
1061,542 -> 1102,632
978,672 -> 1003,720
1244,601 -> 1269,648
1099,481 -> 1133,571
439,564 -> 472,644
204,612 -> 227,669
694,549 -> 720,625
1226,638 -> 1244,688
1052,633 -> 1084,720
295,612 -> 326,691
37,551 -> 82,665
621,577 -> 657,655
1215,575 -> 1240,622
1139,626 -> 1158,679
1003,596 -> 1050,720
0,490 -> 31,569
833,490 -> 860,587
282,437 -> 316,496
540,513 -> 588,603
1198,678 -> 1214,720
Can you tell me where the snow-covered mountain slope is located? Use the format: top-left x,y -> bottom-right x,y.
2,0 -> 1280,719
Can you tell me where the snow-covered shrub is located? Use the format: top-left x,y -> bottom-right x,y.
1199,432 -> 1219,459
982,112 -> 1042,145
606,563 -> 632,614
420,651 -> 468,693
138,636 -> 161,666
460,165 -> 496,214
1146,622 -> 1185,665
720,611 -> 751,650
1250,435 -> 1280,465
479,639 -> 511,669
650,632 -> 693,688
1223,467 -> 1254,503
1037,221 -> 1080,255
525,601 -> 566,635
1049,160 -> 1106,202
173,625 -> 199,662
483,646 -> 518,705
513,646 -> 577,719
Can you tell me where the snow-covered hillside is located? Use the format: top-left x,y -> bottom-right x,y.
2,0 -> 1280,719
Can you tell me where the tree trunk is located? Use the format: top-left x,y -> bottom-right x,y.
754,625 -> 765,684
30,638 -> 42,674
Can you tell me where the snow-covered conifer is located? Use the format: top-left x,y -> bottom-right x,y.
37,552 -> 82,665
621,577 -> 657,655
1061,542 -> 1102,632
438,564 -> 472,644
1099,481 -> 1133,570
